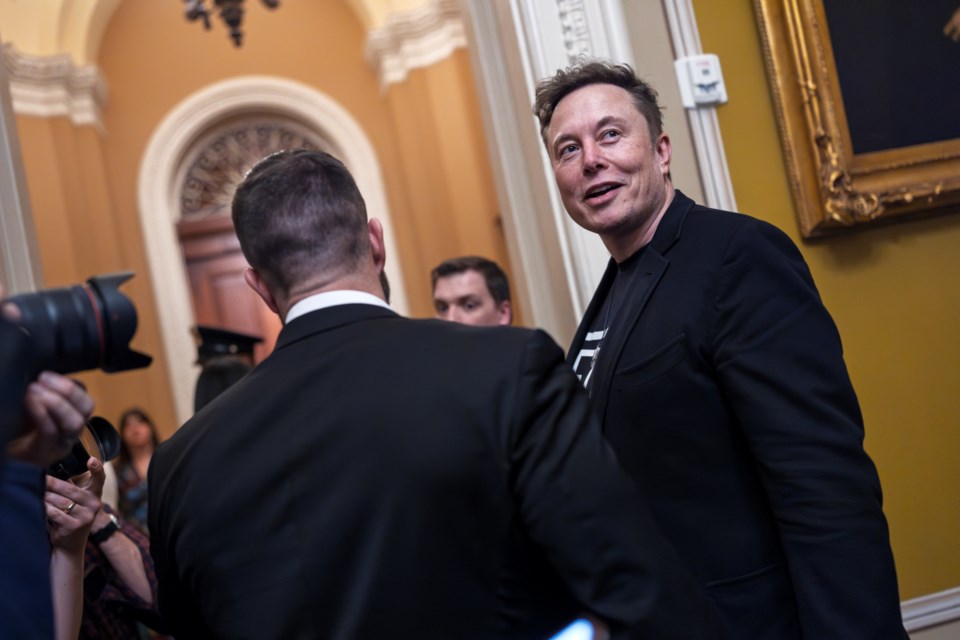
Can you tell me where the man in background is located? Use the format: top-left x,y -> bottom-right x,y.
431,255 -> 512,326
533,59 -> 906,638
192,325 -> 262,413
148,149 -> 720,639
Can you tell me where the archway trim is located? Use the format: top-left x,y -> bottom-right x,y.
138,75 -> 407,425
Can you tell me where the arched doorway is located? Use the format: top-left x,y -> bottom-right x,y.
138,75 -> 407,424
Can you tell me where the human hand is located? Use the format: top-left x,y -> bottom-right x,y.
945,7 -> 960,42
7,372 -> 94,467
45,457 -> 105,553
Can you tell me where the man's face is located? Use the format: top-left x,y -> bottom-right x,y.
433,270 -> 510,327
546,83 -> 672,259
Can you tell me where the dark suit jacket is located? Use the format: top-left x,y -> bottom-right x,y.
569,191 -> 906,639
149,303 -> 720,640
0,460 -> 54,640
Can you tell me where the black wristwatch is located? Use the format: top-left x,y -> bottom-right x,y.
89,513 -> 120,545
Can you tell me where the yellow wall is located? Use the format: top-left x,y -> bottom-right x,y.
692,0 -> 960,598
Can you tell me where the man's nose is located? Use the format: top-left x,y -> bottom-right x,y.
582,140 -> 605,172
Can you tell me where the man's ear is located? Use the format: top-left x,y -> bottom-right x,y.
368,218 -> 386,272
498,300 -> 512,326
243,268 -> 280,315
655,133 -> 672,176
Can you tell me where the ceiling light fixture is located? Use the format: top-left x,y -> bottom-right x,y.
183,0 -> 280,47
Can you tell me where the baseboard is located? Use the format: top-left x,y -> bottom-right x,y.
902,586 -> 960,631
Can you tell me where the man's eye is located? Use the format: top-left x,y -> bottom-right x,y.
558,144 -> 578,158
601,129 -> 620,141
434,303 -> 448,313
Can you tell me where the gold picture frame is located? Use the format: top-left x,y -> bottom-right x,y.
754,0 -> 960,237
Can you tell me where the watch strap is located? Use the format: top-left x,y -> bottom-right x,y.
89,514 -> 120,545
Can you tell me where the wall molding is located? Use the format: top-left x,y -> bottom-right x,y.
661,0 -> 737,212
364,0 -> 466,89
902,586 -> 960,632
2,43 -> 107,132
138,75 -> 407,425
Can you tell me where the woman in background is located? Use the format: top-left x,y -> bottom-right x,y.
113,408 -> 160,535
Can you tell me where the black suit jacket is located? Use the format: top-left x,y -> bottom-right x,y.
149,303 -> 719,640
569,191 -> 906,639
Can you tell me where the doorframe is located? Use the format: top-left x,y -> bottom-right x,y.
459,0 -> 734,345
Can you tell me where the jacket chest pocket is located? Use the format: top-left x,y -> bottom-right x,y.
612,332 -> 688,391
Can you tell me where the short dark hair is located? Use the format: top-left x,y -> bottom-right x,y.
533,59 -> 664,147
431,256 -> 511,305
231,149 -> 369,297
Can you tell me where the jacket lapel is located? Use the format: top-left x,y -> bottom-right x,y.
587,191 -> 694,419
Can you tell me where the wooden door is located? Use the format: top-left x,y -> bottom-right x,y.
178,215 -> 280,363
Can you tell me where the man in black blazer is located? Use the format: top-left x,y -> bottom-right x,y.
148,149 -> 721,639
533,60 -> 907,638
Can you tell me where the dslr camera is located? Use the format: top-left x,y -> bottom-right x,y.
1,272 -> 152,478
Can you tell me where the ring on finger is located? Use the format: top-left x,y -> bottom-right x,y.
63,501 -> 77,514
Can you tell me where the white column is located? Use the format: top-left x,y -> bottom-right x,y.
460,0 -> 736,344
0,45 -> 45,293
459,0 -> 637,343
662,0 -> 737,212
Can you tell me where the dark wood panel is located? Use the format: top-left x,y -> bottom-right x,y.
179,217 -> 280,363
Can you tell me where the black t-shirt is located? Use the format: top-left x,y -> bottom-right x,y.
572,246 -> 648,390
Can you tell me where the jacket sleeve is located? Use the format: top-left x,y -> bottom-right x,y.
508,329 -> 721,640
711,220 -> 906,638
148,448 -> 214,639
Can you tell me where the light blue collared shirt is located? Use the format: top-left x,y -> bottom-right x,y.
285,290 -> 391,324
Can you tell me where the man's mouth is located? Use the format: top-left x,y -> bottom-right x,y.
585,183 -> 620,200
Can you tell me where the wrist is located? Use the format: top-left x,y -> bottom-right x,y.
89,512 -> 119,545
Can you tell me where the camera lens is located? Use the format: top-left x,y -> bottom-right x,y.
6,272 -> 152,376
47,416 -> 121,480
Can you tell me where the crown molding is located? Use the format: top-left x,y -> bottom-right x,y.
2,43 -> 108,132
364,0 -> 466,89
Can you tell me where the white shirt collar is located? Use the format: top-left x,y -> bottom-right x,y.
285,290 -> 392,324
